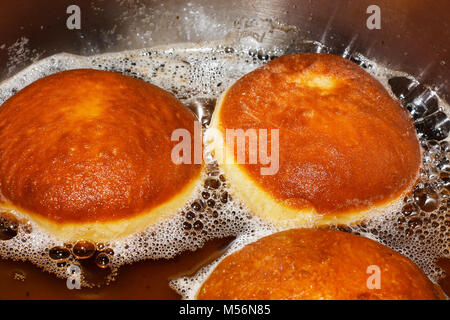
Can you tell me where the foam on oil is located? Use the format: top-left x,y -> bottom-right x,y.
0,39 -> 448,294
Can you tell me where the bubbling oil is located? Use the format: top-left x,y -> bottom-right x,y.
0,39 -> 448,296
172,46 -> 450,299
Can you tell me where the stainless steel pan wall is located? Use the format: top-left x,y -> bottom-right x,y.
0,0 -> 449,98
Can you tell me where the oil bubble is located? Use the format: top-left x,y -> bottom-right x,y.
73,241 -> 96,260
95,253 -> 110,269
48,246 -> 71,261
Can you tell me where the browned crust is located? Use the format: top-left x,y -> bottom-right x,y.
197,229 -> 441,300
0,69 -> 201,225
216,53 -> 421,215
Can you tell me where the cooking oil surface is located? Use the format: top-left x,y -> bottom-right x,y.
0,37 -> 448,299
0,236 -> 234,299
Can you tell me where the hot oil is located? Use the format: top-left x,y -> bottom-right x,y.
0,38 -> 449,299
0,236 -> 234,299
0,44 -> 277,297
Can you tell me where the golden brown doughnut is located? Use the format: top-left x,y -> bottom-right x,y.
209,53 -> 421,226
197,228 -> 442,300
0,69 -> 202,241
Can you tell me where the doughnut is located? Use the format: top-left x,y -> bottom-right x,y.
0,69 -> 202,241
197,228 -> 442,300
209,53 -> 421,226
